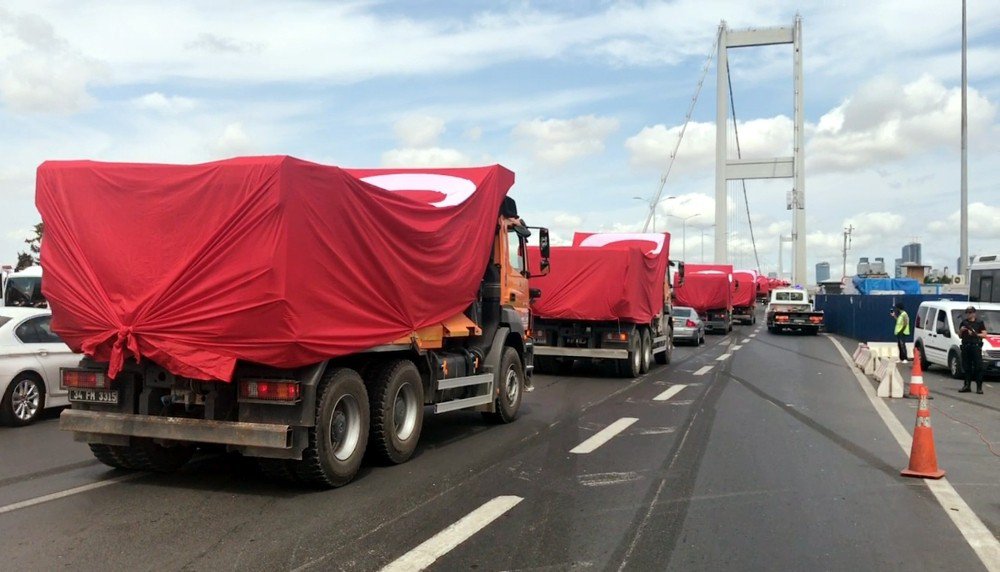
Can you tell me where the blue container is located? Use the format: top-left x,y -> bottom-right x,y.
814,294 -> 967,342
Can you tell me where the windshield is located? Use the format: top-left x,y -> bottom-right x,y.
673,308 -> 692,317
774,291 -> 805,302
951,309 -> 1000,334
3,276 -> 45,307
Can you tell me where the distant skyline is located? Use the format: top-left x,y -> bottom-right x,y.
1,1 -> 998,282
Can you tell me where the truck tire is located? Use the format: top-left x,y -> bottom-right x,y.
655,329 -> 672,365
115,438 -> 194,473
618,335 -> 642,378
484,347 -> 523,424
291,368 -> 370,488
366,360 -> 424,465
88,444 -> 137,470
640,329 -> 652,373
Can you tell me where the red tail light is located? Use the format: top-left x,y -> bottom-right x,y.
776,315 -> 790,322
239,380 -> 301,402
62,370 -> 109,390
809,316 -> 823,324
685,319 -> 697,328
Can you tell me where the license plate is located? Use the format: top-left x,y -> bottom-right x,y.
68,389 -> 119,404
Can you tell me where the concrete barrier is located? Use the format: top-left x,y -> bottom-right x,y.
874,357 -> 904,398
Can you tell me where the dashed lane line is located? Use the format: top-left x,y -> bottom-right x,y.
653,384 -> 688,402
716,353 -> 731,361
694,365 -> 713,376
570,418 -> 639,454
0,473 -> 143,516
381,496 -> 523,572
732,345 -> 743,351
828,336 -> 1000,571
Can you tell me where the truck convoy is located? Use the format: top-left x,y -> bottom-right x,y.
40,156 -> 549,488
732,270 -> 758,325
765,287 -> 824,335
529,232 -> 674,377
674,264 -> 734,333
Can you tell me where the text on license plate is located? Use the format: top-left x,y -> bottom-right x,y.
68,389 -> 119,404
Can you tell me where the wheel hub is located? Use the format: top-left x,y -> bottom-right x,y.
12,380 -> 39,421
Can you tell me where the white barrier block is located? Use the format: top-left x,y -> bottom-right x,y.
876,361 -> 904,398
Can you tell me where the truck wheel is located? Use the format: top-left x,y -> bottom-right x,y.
0,373 -> 45,427
618,335 -> 642,378
367,360 -> 424,465
88,444 -> 137,470
654,330 -> 672,365
640,329 -> 653,373
948,351 -> 963,380
116,438 -> 194,472
292,368 -> 370,488
484,347 -> 523,424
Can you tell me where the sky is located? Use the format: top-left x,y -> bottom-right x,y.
2,0 -> 999,283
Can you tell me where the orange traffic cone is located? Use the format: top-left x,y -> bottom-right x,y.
908,347 -> 925,398
900,385 -> 946,479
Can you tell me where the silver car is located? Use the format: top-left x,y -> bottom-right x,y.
672,306 -> 705,345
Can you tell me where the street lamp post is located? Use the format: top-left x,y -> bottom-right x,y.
634,196 -> 676,232
667,213 -> 700,261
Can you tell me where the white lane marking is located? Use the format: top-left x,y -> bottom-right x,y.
381,496 -> 523,572
716,353 -> 731,361
750,334 -> 757,338
828,336 -> 1000,570
654,384 -> 688,402
694,365 -> 714,376
0,473 -> 142,516
570,418 -> 639,454
743,338 -> 751,343
732,345 -> 743,351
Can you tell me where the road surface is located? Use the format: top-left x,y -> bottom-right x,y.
1,325 -> 997,571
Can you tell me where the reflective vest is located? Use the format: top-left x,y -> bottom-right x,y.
895,311 -> 910,336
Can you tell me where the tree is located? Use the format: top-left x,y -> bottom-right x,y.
14,222 -> 43,271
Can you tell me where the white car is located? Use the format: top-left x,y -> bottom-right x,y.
0,307 -> 82,425
912,300 -> 1000,379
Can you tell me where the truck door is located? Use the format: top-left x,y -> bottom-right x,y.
502,225 -> 530,329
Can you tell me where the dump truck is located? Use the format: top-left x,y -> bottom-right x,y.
528,232 -> 674,377
39,156 -> 549,488
766,288 -> 823,335
732,270 -> 759,325
674,264 -> 734,333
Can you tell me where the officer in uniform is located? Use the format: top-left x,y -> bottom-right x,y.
958,306 -> 987,394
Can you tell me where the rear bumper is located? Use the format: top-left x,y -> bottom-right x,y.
534,346 -> 628,359
674,327 -> 699,340
60,409 -> 292,450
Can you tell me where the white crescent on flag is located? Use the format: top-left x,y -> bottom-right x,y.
577,232 -> 665,255
360,173 -> 477,208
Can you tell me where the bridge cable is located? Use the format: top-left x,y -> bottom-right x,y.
641,24 -> 724,232
727,64 -> 762,273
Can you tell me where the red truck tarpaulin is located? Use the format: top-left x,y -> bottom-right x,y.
36,156 -> 513,381
528,232 -> 670,324
732,270 -> 758,307
674,271 -> 732,314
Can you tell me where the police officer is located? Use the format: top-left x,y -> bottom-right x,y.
891,303 -> 910,362
958,306 -> 987,394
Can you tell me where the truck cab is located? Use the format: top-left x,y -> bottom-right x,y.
765,288 -> 823,335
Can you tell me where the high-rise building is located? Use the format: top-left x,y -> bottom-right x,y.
815,262 -> 830,282
902,242 -> 921,265
894,258 -> 903,278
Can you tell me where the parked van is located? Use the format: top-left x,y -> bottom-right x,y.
912,300 -> 1000,378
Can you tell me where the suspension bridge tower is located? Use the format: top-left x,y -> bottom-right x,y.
715,16 -> 806,284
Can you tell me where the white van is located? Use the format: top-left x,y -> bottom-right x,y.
912,300 -> 1000,378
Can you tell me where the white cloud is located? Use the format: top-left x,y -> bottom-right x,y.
808,75 -> 997,173
513,115 -> 619,165
928,202 -> 1000,239
0,8 -> 107,113
213,122 -> 253,156
381,147 -> 471,167
626,116 -> 793,172
393,115 -> 446,147
132,92 -> 197,114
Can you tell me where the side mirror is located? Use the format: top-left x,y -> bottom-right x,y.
529,226 -> 551,276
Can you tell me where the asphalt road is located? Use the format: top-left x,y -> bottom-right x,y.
1,327 -> 997,571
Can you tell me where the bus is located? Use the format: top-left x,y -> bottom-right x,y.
969,254 -> 999,303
